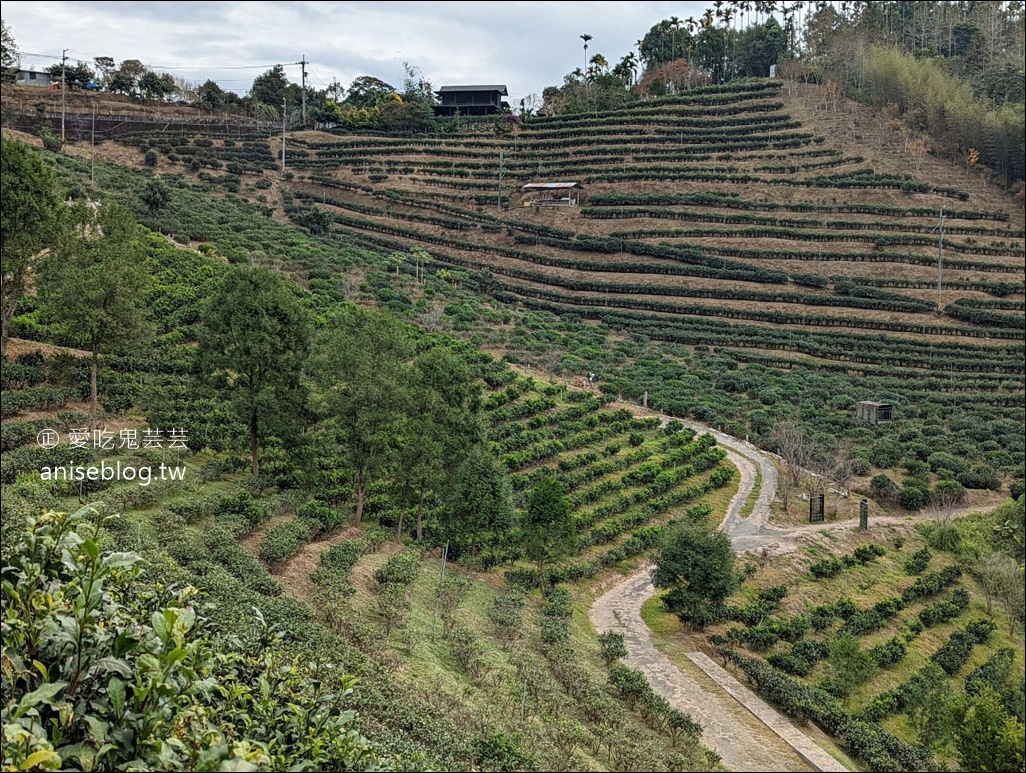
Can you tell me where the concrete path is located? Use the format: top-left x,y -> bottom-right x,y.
590,569 -> 823,772
687,651 -> 847,772
589,416 -> 850,771
590,412 -> 1000,770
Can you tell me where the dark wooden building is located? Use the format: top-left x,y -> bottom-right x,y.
434,85 -> 509,116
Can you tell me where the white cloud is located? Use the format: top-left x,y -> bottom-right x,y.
4,0 -> 710,97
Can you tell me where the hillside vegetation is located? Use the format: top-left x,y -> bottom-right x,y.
63,77 -> 1024,506
2,71 -> 1023,773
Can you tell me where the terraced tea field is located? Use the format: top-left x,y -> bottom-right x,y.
97,79 -> 1024,479
272,81 -> 1022,431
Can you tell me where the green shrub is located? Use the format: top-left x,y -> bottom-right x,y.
903,547 -> 931,575
259,518 -> 317,564
298,500 -> 347,531
598,631 -> 628,665
374,550 -> 420,587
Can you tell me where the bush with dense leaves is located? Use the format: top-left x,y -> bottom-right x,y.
259,518 -> 319,565
902,547 -> 931,575
721,649 -> 933,772
0,508 -> 383,772
599,631 -> 628,666
374,550 -> 420,587
298,499 -> 348,531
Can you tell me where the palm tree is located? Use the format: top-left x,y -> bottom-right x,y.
588,53 -> 609,76
684,17 -> 699,60
615,51 -> 639,84
580,34 -> 592,73
669,15 -> 682,59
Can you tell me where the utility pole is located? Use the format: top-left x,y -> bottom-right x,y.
497,149 -> 507,211
281,98 -> 287,173
299,55 -> 308,126
60,49 -> 68,141
90,104 -> 96,183
936,207 -> 945,311
433,541 -> 449,627
328,77 -> 343,102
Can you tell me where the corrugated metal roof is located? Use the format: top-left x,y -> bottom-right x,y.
436,85 -> 508,94
521,182 -> 583,190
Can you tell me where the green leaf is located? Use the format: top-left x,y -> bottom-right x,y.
151,610 -> 168,643
112,630 -> 139,657
18,749 -> 62,771
108,677 -> 126,717
100,551 -> 140,572
165,647 -> 188,666
82,539 -> 100,561
177,606 -> 196,632
84,715 -> 109,743
16,680 -> 68,716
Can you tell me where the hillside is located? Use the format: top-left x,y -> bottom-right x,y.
2,76 -> 1023,773
58,77 -> 1023,498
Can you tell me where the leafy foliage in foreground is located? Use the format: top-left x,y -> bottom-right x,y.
1,508 -> 384,772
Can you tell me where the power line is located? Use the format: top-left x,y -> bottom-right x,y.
13,46 -> 288,71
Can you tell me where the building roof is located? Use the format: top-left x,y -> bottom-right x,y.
858,400 -> 893,407
436,85 -> 508,94
521,182 -> 584,190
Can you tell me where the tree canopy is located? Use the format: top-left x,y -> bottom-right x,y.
653,521 -> 738,627
0,137 -> 60,356
444,445 -> 513,557
310,304 -> 411,525
522,476 -> 576,594
37,202 -> 154,413
250,64 -> 289,110
196,265 -> 311,475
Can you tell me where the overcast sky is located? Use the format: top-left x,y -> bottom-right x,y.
4,1 -> 714,102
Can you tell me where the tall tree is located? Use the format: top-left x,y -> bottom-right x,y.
311,304 -> 410,525
772,420 -> 811,512
197,266 -> 311,475
37,203 -> 153,413
110,59 -> 146,96
344,76 -> 395,109
197,79 -> 226,111
92,56 -> 116,88
1,137 -> 60,357
138,70 -> 176,101
250,64 -> 289,110
46,61 -> 95,89
580,34 -> 593,73
394,346 -> 482,540
1,18 -> 18,83
400,59 -> 436,106
736,17 -> 788,76
653,521 -> 738,627
639,20 -> 691,68
522,476 -> 576,595
444,445 -> 513,556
